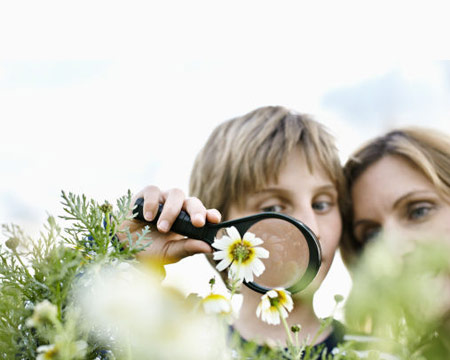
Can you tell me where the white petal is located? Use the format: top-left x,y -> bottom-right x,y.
213,250 -> 227,260
216,257 -> 232,272
260,297 -> 271,311
267,290 -> 278,298
278,306 -> 288,319
264,308 -> 280,325
254,246 -> 269,259
250,258 -> 266,277
248,235 -> 264,246
203,295 -> 231,315
236,265 -> 246,282
229,263 -> 242,282
276,289 -> 293,312
243,266 -> 254,283
211,236 -> 232,250
283,297 -> 294,312
226,226 -> 241,241
256,304 -> 262,317
243,231 -> 255,242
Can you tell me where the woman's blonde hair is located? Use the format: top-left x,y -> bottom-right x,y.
189,106 -> 345,219
341,127 -> 450,266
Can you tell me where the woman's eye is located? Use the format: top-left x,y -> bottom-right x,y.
261,205 -> 284,213
355,225 -> 381,244
408,203 -> 434,221
360,226 -> 381,244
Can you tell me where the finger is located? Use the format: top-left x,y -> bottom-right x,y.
166,239 -> 212,262
206,208 -> 222,224
184,197 -> 207,227
141,185 -> 162,221
184,239 -> 213,256
157,188 -> 186,232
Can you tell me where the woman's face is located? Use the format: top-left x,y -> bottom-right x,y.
351,155 -> 450,246
227,147 -> 342,292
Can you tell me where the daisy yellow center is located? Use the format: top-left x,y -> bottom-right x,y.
269,291 -> 287,308
43,348 -> 59,359
230,240 -> 254,263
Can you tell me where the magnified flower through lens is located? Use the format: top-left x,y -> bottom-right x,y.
212,226 -> 269,283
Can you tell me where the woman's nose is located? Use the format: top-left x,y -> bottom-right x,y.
380,220 -> 417,254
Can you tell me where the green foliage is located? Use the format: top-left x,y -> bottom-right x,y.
3,190 -> 448,359
0,191 -> 150,359
345,238 -> 450,359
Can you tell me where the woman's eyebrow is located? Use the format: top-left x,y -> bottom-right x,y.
392,190 -> 436,209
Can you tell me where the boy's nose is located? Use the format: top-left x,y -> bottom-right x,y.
293,210 -> 320,240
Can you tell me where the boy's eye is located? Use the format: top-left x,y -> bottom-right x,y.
407,202 -> 435,221
312,201 -> 331,213
261,205 -> 284,213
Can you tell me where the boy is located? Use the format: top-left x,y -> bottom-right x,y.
119,106 -> 346,350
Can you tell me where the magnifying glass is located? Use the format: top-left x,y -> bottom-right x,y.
133,198 -> 321,294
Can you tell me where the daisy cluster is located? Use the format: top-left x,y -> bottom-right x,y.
202,226 -> 294,327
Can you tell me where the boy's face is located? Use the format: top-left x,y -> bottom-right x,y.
227,147 -> 342,292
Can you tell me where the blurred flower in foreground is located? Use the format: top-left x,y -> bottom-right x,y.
256,288 -> 293,325
75,261 -> 231,360
36,344 -> 58,360
36,341 -> 87,360
345,236 -> 450,359
26,300 -> 58,328
212,226 -> 269,283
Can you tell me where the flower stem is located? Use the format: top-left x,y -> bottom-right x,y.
279,308 -> 294,346
12,249 -> 33,280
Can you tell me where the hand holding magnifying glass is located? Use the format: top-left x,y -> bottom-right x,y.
133,198 -> 321,294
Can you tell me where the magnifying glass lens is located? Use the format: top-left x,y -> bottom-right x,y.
247,218 -> 309,289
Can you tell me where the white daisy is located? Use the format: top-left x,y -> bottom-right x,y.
36,341 -> 87,360
212,226 -> 269,283
26,300 -> 58,328
256,288 -> 293,325
201,293 -> 232,316
36,344 -> 58,360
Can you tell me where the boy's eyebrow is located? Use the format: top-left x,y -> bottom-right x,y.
314,184 -> 338,193
254,184 -> 337,195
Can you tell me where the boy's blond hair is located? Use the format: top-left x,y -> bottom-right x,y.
189,106 -> 345,219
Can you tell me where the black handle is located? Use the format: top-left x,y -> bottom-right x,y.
133,198 -> 215,244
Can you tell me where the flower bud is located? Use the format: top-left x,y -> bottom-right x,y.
5,237 -> 19,251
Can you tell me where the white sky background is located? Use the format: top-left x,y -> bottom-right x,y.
1,0 -> 450,318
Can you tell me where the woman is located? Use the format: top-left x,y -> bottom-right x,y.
340,127 -> 450,358
340,127 -> 450,266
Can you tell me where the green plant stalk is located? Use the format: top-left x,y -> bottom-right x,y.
280,308 -> 294,347
11,249 -> 33,280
